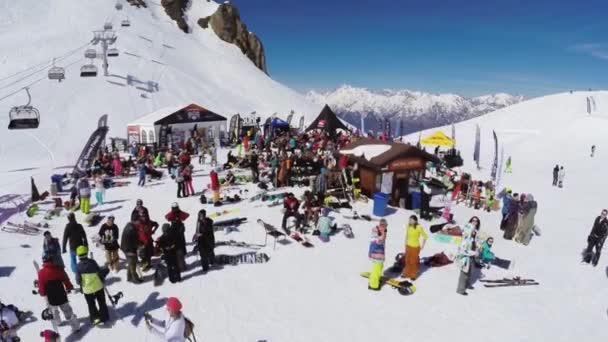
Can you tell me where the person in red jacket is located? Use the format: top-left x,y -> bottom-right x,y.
165,203 -> 190,271
281,193 -> 303,233
210,169 -> 220,204
134,215 -> 158,271
37,256 -> 80,333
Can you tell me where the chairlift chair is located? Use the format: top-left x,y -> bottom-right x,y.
84,49 -> 97,59
121,19 -> 130,27
48,58 -> 65,82
8,88 -> 40,130
104,22 -> 113,30
80,64 -> 98,77
115,2 -> 123,10
107,48 -> 119,57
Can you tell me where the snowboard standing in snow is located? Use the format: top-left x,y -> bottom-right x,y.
360,272 -> 416,295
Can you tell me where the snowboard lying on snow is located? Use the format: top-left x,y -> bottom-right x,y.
214,252 -> 270,266
360,272 -> 416,295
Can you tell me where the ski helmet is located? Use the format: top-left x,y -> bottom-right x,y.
76,245 -> 88,257
171,202 -> 179,209
166,297 -> 182,314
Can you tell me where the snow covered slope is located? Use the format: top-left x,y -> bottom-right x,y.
307,85 -> 524,134
0,0 -> 317,193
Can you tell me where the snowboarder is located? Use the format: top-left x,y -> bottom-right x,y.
37,255 -> 80,333
456,217 -> 480,296
583,209 -> 608,266
514,194 -> 538,245
194,210 -> 215,272
156,224 -> 181,283
74,246 -> 109,325
131,199 -> 150,223
98,216 -> 120,272
552,165 -> 559,186
43,231 -> 64,268
281,193 -> 302,233
120,222 -> 142,284
62,212 -> 88,274
144,297 -> 190,341
77,177 -> 91,214
591,145 -> 596,157
558,166 -> 565,188
165,203 -> 189,272
505,156 -> 512,174
368,219 -> 388,291
402,215 -> 428,280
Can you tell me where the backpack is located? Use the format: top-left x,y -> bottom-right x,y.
184,316 -> 196,342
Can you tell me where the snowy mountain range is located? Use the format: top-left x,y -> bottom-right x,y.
306,85 -> 525,135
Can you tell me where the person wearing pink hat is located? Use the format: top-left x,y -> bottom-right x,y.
145,297 -> 189,341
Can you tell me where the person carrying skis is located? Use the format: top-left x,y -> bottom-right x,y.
558,166 -> 565,188
368,219 -> 388,291
456,217 -> 480,296
165,203 -> 189,272
120,222 -> 142,284
281,193 -> 302,233
37,255 -> 80,333
552,165 -> 559,186
74,246 -> 109,326
156,224 -> 181,283
77,177 -> 92,214
98,216 -> 120,272
583,209 -> 608,266
43,231 -> 64,268
131,199 -> 150,223
194,210 -> 215,272
401,215 -> 428,280
144,297 -> 189,342
62,213 -> 88,274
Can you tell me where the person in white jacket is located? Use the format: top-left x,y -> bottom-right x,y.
145,297 -> 186,342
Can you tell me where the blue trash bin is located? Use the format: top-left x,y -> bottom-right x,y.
411,191 -> 421,210
373,192 -> 389,217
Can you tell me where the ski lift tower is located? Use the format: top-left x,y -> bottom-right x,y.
92,29 -> 117,77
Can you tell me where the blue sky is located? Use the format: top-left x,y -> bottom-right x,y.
232,0 -> 608,97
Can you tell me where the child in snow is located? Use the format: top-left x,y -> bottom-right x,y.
316,207 -> 333,242
368,219 -> 388,290
94,174 -> 105,206
478,237 -> 495,264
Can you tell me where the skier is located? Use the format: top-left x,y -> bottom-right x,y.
505,156 -> 512,174
37,255 -> 80,333
583,209 -> 608,266
77,177 -> 91,214
368,219 -> 388,291
74,246 -> 109,326
156,224 -> 181,283
514,194 -> 538,245
144,297 -> 188,341
456,217 -> 480,296
194,210 -> 215,272
98,216 -> 120,272
131,199 -> 150,223
552,165 -> 559,186
62,213 -> 88,274
120,222 -> 142,284
591,145 -> 596,157
165,203 -> 189,272
281,193 -> 302,233
557,166 -> 565,188
43,231 -> 64,268
402,215 -> 428,280
210,169 -> 220,205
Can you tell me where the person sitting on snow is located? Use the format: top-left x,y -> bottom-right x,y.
316,207 -> 336,242
281,193 -> 302,233
224,171 -> 236,186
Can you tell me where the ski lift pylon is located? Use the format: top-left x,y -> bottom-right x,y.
80,64 -> 98,77
48,58 -> 65,82
8,87 -> 40,130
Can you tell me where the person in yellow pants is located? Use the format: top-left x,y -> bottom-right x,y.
403,215 -> 427,280
368,219 -> 388,290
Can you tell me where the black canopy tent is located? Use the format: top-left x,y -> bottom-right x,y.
305,104 -> 350,136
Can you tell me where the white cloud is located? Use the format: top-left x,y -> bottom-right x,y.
570,43 -> 608,60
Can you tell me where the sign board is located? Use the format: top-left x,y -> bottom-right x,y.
127,125 -> 140,144
388,158 -> 424,171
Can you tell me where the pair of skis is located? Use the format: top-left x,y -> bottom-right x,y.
2,221 -> 42,235
480,277 -> 539,288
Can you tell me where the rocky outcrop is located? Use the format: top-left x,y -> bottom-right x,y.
198,2 -> 267,74
161,0 -> 189,33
